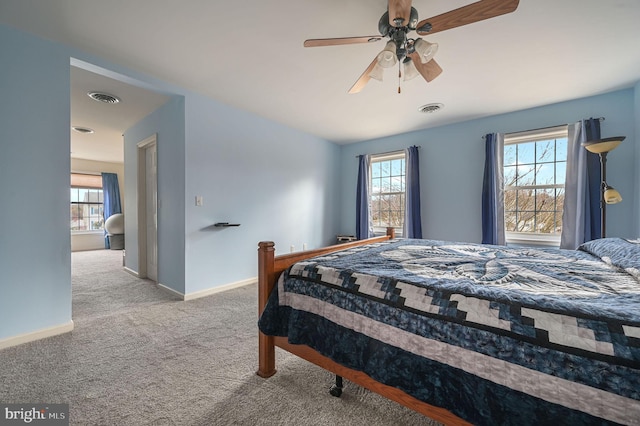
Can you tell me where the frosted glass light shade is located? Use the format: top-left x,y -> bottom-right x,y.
604,186 -> 622,204
403,59 -> 420,81
377,41 -> 398,68
369,63 -> 385,81
413,38 -> 438,64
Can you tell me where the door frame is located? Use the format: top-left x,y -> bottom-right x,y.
136,134 -> 157,280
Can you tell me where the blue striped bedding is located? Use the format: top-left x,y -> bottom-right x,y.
258,238 -> 640,425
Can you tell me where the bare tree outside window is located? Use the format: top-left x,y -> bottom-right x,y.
370,153 -> 406,232
504,133 -> 567,239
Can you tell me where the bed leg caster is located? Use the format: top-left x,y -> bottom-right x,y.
329,375 -> 343,397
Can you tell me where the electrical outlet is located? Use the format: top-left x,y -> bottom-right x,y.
303,243 -> 307,251
290,245 -> 295,253
195,196 -> 203,206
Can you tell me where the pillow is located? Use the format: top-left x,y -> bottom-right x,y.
578,238 -> 640,278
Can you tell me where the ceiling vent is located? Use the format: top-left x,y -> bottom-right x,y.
88,91 -> 120,104
72,126 -> 94,134
418,103 -> 443,114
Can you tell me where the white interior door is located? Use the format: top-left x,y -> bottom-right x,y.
145,144 -> 158,281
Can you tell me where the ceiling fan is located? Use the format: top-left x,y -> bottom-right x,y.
304,0 -> 520,94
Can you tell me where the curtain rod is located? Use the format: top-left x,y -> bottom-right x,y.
482,117 -> 605,139
355,145 -> 420,158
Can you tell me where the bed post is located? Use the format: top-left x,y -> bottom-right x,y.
257,241 -> 277,378
386,227 -> 395,239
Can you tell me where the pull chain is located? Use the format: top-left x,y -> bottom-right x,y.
398,60 -> 402,94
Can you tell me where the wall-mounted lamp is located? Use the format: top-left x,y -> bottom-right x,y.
581,136 -> 625,238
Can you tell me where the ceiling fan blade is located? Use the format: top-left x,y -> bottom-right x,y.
388,0 -> 413,27
409,53 -> 443,82
304,36 -> 383,48
348,57 -> 380,94
416,0 -> 519,35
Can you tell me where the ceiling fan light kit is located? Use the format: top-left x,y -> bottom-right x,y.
413,38 -> 438,64
369,63 -> 385,82
403,59 -> 420,81
377,41 -> 399,68
304,0 -> 520,94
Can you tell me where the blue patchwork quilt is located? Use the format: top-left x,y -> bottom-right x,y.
258,238 -> 640,425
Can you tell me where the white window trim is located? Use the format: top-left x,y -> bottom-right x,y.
70,174 -> 105,233
370,150 -> 406,237
503,125 -> 568,247
71,230 -> 104,235
372,226 -> 404,237
504,125 -> 568,145
371,151 -> 405,162
505,231 -> 561,247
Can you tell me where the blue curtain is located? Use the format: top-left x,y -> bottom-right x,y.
356,154 -> 372,240
481,133 -> 506,245
584,118 -> 602,239
102,172 -> 122,249
560,119 -> 601,248
403,146 -> 422,238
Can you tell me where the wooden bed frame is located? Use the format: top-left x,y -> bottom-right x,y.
257,228 -> 470,425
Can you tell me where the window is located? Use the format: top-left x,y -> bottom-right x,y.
370,151 -> 406,235
70,173 -> 104,232
503,126 -> 568,245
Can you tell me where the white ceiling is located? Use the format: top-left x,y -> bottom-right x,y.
1,0 -> 639,164
70,67 -> 169,163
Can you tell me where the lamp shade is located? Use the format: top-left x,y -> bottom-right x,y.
582,136 -> 626,154
403,59 -> 420,81
377,41 -> 398,68
413,38 -> 438,64
603,185 -> 622,204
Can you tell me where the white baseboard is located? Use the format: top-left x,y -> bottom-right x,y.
157,282 -> 185,299
124,267 -> 140,277
184,277 -> 257,301
0,321 -> 74,351
156,277 -> 257,301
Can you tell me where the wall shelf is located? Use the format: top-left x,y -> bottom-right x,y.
214,222 -> 240,227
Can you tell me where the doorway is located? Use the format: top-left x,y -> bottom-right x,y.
137,134 -> 158,281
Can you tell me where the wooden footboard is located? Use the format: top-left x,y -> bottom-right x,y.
256,228 -> 470,425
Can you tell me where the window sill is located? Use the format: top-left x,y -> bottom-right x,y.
373,227 -> 403,238
506,232 -> 560,248
71,230 -> 104,235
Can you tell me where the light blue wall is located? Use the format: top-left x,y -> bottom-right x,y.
0,25 -> 72,340
183,92 -> 340,294
123,90 -> 341,296
121,80 -> 340,297
73,67 -> 336,296
124,96 -> 187,293
339,89 -> 638,243
0,21 -> 341,347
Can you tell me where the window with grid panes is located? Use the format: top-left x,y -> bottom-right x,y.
503,126 -> 568,245
370,151 -> 405,235
70,173 -> 104,232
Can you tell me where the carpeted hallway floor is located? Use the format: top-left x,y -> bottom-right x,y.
0,249 -> 440,425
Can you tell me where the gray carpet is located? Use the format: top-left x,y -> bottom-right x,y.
0,250 -> 441,425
